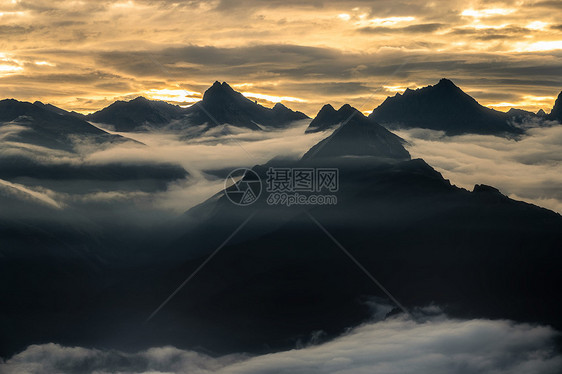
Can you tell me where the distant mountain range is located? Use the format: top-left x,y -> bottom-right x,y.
369,78 -> 524,136
5,79 -> 560,139
87,81 -> 308,132
0,99 -> 127,152
0,99 -> 188,198
86,96 -> 184,132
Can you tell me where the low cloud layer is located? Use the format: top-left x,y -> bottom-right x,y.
397,125 -> 562,213
0,121 -> 328,218
2,311 -> 561,374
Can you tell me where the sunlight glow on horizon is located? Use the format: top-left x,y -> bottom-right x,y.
241,92 -> 307,103
145,89 -> 201,104
461,8 -> 516,18
0,0 -> 560,115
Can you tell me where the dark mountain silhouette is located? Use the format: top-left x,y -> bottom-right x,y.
86,82 -> 308,133
369,78 -> 523,136
507,108 -> 537,121
124,128 -> 561,354
303,105 -> 410,160
33,101 -> 86,119
547,91 -> 562,122
0,99 -> 127,151
305,103 -> 355,133
87,96 -> 184,132
0,99 -> 187,201
537,108 -> 547,117
184,81 -> 308,131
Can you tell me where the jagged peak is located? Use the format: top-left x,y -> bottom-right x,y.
436,78 -> 457,87
130,96 -> 150,102
337,103 -> 362,115
203,81 -> 239,101
337,103 -> 353,111
317,103 -> 336,113
272,102 -> 289,111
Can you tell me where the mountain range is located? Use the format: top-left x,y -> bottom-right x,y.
0,98 -> 126,152
87,81 -> 308,133
6,79 -> 560,139
0,99 -> 188,200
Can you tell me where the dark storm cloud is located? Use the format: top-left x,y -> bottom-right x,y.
0,25 -> 39,36
358,23 -> 446,34
533,1 -> 562,9
92,44 -> 562,89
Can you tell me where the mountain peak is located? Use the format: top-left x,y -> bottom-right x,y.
130,96 -> 150,103
369,79 -> 522,136
303,113 -> 410,160
318,104 -> 336,113
537,108 -> 546,117
185,81 -> 307,131
338,103 -> 355,113
272,102 -> 289,111
202,81 -> 238,102
437,78 -> 456,87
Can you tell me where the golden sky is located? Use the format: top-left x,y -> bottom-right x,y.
0,0 -> 561,115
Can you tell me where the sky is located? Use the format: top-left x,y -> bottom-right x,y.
1,0 -> 562,115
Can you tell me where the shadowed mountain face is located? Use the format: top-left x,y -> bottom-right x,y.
303,105 -> 411,160
86,82 -> 308,133
33,101 -> 86,120
548,91 -> 562,122
0,99 -> 126,151
369,79 -> 524,136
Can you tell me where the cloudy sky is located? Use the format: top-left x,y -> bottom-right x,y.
1,0 -> 562,115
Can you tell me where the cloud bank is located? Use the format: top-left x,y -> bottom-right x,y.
397,125 -> 562,213
2,312 -> 561,374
